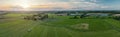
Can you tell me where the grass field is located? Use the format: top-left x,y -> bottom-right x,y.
0,13 -> 120,37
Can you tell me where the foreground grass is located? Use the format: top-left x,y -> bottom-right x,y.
0,13 -> 120,37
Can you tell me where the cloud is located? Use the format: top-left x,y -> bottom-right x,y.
0,0 -> 111,11
51,1 -> 109,10
69,0 -> 85,2
90,0 -> 97,2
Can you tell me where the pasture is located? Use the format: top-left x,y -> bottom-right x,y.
0,13 -> 120,37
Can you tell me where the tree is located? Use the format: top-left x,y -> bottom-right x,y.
113,16 -> 120,20
80,13 -> 87,18
67,13 -> 70,16
73,15 -> 78,19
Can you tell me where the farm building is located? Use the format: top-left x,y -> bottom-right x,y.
113,14 -> 120,16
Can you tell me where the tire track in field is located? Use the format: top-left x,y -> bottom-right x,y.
34,21 -> 59,37
0,19 -> 40,36
40,26 -> 48,37
23,21 -> 46,37
54,27 -> 72,37
0,20 -> 35,37
37,21 -> 77,37
46,27 -> 56,37
32,26 -> 45,37
10,21 -> 37,37
104,20 -> 120,32
54,27 -> 58,37
0,20 -> 28,35
64,28 -> 74,37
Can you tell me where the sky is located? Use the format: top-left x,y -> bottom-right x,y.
0,0 -> 120,11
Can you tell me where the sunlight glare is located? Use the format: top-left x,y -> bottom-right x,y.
20,3 -> 30,9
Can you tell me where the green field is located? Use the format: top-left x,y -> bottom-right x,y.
0,13 -> 120,37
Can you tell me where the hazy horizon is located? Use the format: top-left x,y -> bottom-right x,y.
0,0 -> 120,11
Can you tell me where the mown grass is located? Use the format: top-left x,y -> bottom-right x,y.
0,13 -> 120,37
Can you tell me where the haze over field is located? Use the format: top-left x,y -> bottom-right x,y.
0,0 -> 120,11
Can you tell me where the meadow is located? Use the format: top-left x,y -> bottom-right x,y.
0,13 -> 120,37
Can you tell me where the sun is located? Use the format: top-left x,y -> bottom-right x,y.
19,3 -> 30,9
17,0 -> 31,9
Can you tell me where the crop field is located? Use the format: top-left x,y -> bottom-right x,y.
0,13 -> 120,37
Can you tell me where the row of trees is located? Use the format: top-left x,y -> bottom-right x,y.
71,13 -> 120,21
71,13 -> 89,19
0,12 -> 8,19
24,14 -> 48,21
113,16 -> 120,20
